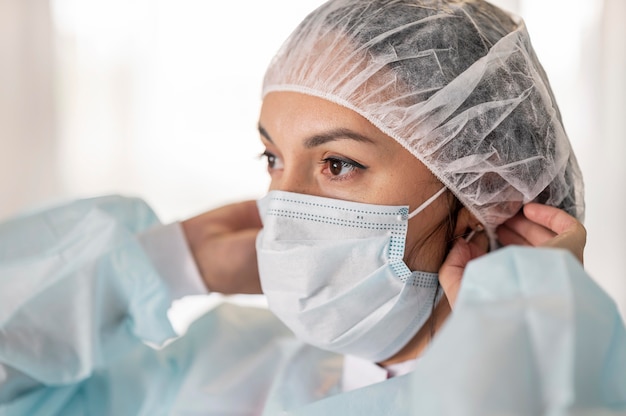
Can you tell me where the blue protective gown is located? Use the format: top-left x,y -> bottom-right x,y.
1,196 -> 625,415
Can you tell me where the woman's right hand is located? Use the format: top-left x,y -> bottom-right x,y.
181,200 -> 263,294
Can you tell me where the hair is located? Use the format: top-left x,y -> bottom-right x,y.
426,191 -> 463,336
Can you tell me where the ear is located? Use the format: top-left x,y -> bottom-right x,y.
453,207 -> 483,240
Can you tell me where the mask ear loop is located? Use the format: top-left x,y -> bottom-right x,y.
464,224 -> 485,242
407,186 -> 448,220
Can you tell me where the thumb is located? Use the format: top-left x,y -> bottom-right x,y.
439,231 -> 489,308
439,238 -> 472,308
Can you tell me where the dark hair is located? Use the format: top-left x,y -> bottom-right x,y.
405,188 -> 463,336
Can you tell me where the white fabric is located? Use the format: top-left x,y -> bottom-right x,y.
384,358 -> 417,378
341,355 -> 417,392
341,355 -> 388,392
262,0 -> 584,248
124,211 -> 421,395
138,222 -> 208,300
257,190 -> 441,362
0,194 -> 624,414
133,217 -> 421,394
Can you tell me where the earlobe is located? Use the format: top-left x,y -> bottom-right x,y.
453,207 -> 484,241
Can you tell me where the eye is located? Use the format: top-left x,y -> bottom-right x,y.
321,157 -> 366,180
260,150 -> 284,171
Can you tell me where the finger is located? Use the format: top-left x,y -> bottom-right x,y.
452,207 -> 473,238
440,231 -> 489,308
497,223 -> 530,247
467,229 -> 489,257
512,204 -> 586,264
541,228 -> 586,264
523,203 -> 579,236
439,238 -> 471,308
503,211 -> 556,246
523,203 -> 587,256
443,237 -> 472,270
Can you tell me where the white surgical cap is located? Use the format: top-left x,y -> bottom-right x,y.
262,0 -> 584,245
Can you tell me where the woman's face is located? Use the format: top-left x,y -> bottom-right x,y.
258,91 -> 454,272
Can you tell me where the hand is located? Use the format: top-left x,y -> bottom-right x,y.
181,200 -> 263,294
497,203 -> 586,264
438,208 -> 489,307
439,203 -> 587,309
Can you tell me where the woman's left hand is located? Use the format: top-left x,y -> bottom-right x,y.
439,203 -> 587,308
497,203 -> 586,264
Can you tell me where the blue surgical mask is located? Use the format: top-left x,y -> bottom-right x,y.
256,188 -> 446,362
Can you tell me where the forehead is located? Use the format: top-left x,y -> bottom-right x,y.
259,91 -> 391,142
258,91 -> 437,182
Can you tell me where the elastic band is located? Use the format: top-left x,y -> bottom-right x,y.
464,229 -> 477,242
407,186 -> 448,219
464,223 -> 484,242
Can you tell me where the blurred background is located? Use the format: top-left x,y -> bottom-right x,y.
1,0 -> 624,318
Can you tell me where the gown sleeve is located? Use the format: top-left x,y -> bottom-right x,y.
408,246 -> 626,414
0,195 -> 297,416
0,196 -> 179,399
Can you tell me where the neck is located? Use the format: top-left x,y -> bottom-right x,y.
377,295 -> 452,366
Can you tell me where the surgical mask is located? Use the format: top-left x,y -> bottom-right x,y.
256,187 -> 447,362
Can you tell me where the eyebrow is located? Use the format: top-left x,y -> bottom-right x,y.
258,124 -> 273,143
258,124 -> 375,148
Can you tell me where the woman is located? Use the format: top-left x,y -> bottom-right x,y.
0,0 -> 623,415
249,0 -> 585,366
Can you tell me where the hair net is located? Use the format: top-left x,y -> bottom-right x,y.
262,0 -> 584,245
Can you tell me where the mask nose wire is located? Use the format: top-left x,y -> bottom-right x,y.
407,186 -> 448,220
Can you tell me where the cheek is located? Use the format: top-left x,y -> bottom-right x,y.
266,171 -> 281,191
401,202 -> 454,272
364,161 -> 435,207
403,225 -> 423,259
341,171 -> 412,206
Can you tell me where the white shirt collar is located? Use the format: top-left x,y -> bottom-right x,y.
341,354 -> 417,392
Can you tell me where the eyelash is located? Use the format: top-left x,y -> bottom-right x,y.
320,156 -> 367,181
260,150 -> 281,170
260,151 -> 367,181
